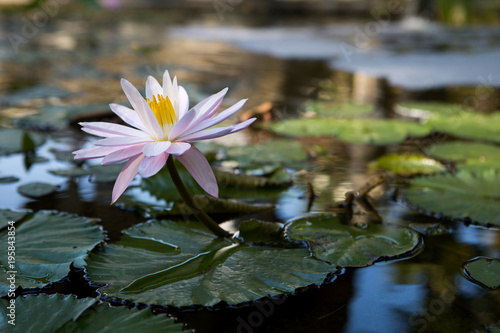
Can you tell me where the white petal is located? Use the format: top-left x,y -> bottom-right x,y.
121,78 -> 163,139
178,85 -> 189,119
111,154 -> 145,204
142,141 -> 172,157
109,103 -> 148,132
177,126 -> 234,142
73,146 -> 122,160
168,108 -> 197,141
138,153 -> 168,178
230,118 -> 256,133
80,122 -> 150,138
182,99 -> 247,136
146,76 -> 163,101
102,143 -> 147,166
165,142 -> 191,155
95,137 -> 152,146
176,146 -> 218,197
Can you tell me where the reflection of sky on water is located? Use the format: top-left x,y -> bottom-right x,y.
344,264 -> 422,333
171,23 -> 500,90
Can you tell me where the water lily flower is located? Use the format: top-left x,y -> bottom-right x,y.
73,70 -> 255,204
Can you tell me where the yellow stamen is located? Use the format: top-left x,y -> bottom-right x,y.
147,94 -> 177,128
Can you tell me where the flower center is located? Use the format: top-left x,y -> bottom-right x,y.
147,94 -> 177,128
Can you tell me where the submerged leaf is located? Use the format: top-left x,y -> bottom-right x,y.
370,153 -> 445,176
285,214 -> 421,267
0,210 -> 104,294
85,220 -> 332,306
406,169 -> 500,226
463,257 -> 500,289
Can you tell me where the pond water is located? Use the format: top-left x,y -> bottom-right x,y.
1,2 -> 500,333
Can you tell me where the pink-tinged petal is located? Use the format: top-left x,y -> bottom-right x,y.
138,153 -> 168,178
168,108 -> 197,140
109,103 -> 148,132
80,122 -> 151,138
146,76 -> 163,101
196,88 -> 227,120
183,99 -> 247,136
177,126 -> 234,142
178,85 -> 189,119
230,118 -> 256,133
142,141 -> 171,157
176,146 -> 218,197
111,154 -> 145,204
73,146 -> 123,160
95,136 -> 153,146
121,78 -> 163,139
102,143 -> 148,166
165,142 -> 191,156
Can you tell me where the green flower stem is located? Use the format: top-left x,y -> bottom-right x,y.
166,155 -> 230,238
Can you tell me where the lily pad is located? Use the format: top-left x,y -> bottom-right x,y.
370,153 -> 446,176
305,101 -> 373,118
0,176 -> 19,184
0,210 -> 105,294
285,214 -> 421,267
0,128 -> 45,156
406,169 -> 500,226
88,163 -> 124,183
0,209 -> 29,230
407,222 -> 452,236
463,257 -> 500,289
396,102 -> 468,119
223,139 -> 309,168
237,219 -> 295,246
49,168 -> 92,178
0,294 -> 183,333
272,118 -> 431,145
17,182 -> 58,198
85,220 -> 332,306
0,294 -> 97,333
428,142 -> 500,164
427,112 -> 500,143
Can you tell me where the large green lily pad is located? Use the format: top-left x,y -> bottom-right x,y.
305,101 -> 373,118
463,257 -> 500,289
0,128 -> 45,156
0,294 -> 183,333
428,142 -> 500,165
0,209 -> 29,230
272,118 -> 431,145
85,220 -> 332,306
0,210 -> 105,294
285,214 -> 421,267
427,112 -> 500,143
370,153 -> 446,176
396,102 -> 468,118
0,294 -> 97,333
405,169 -> 500,226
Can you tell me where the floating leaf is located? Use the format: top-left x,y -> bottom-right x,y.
0,210 -> 105,294
0,294 -> 97,333
427,112 -> 500,143
0,294 -> 183,333
56,303 -> 184,333
0,209 -> 29,230
463,257 -> 500,289
88,163 -> 124,183
370,153 -> 445,176
224,139 -> 309,168
285,214 -> 421,267
85,220 -> 332,306
0,176 -> 19,184
49,168 -> 91,177
428,142 -> 500,165
396,102 -> 467,119
17,182 -> 58,198
215,168 -> 292,188
0,128 -> 45,156
406,169 -> 500,226
272,118 -> 430,145
237,219 -> 295,246
305,101 -> 373,118
407,222 -> 452,236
